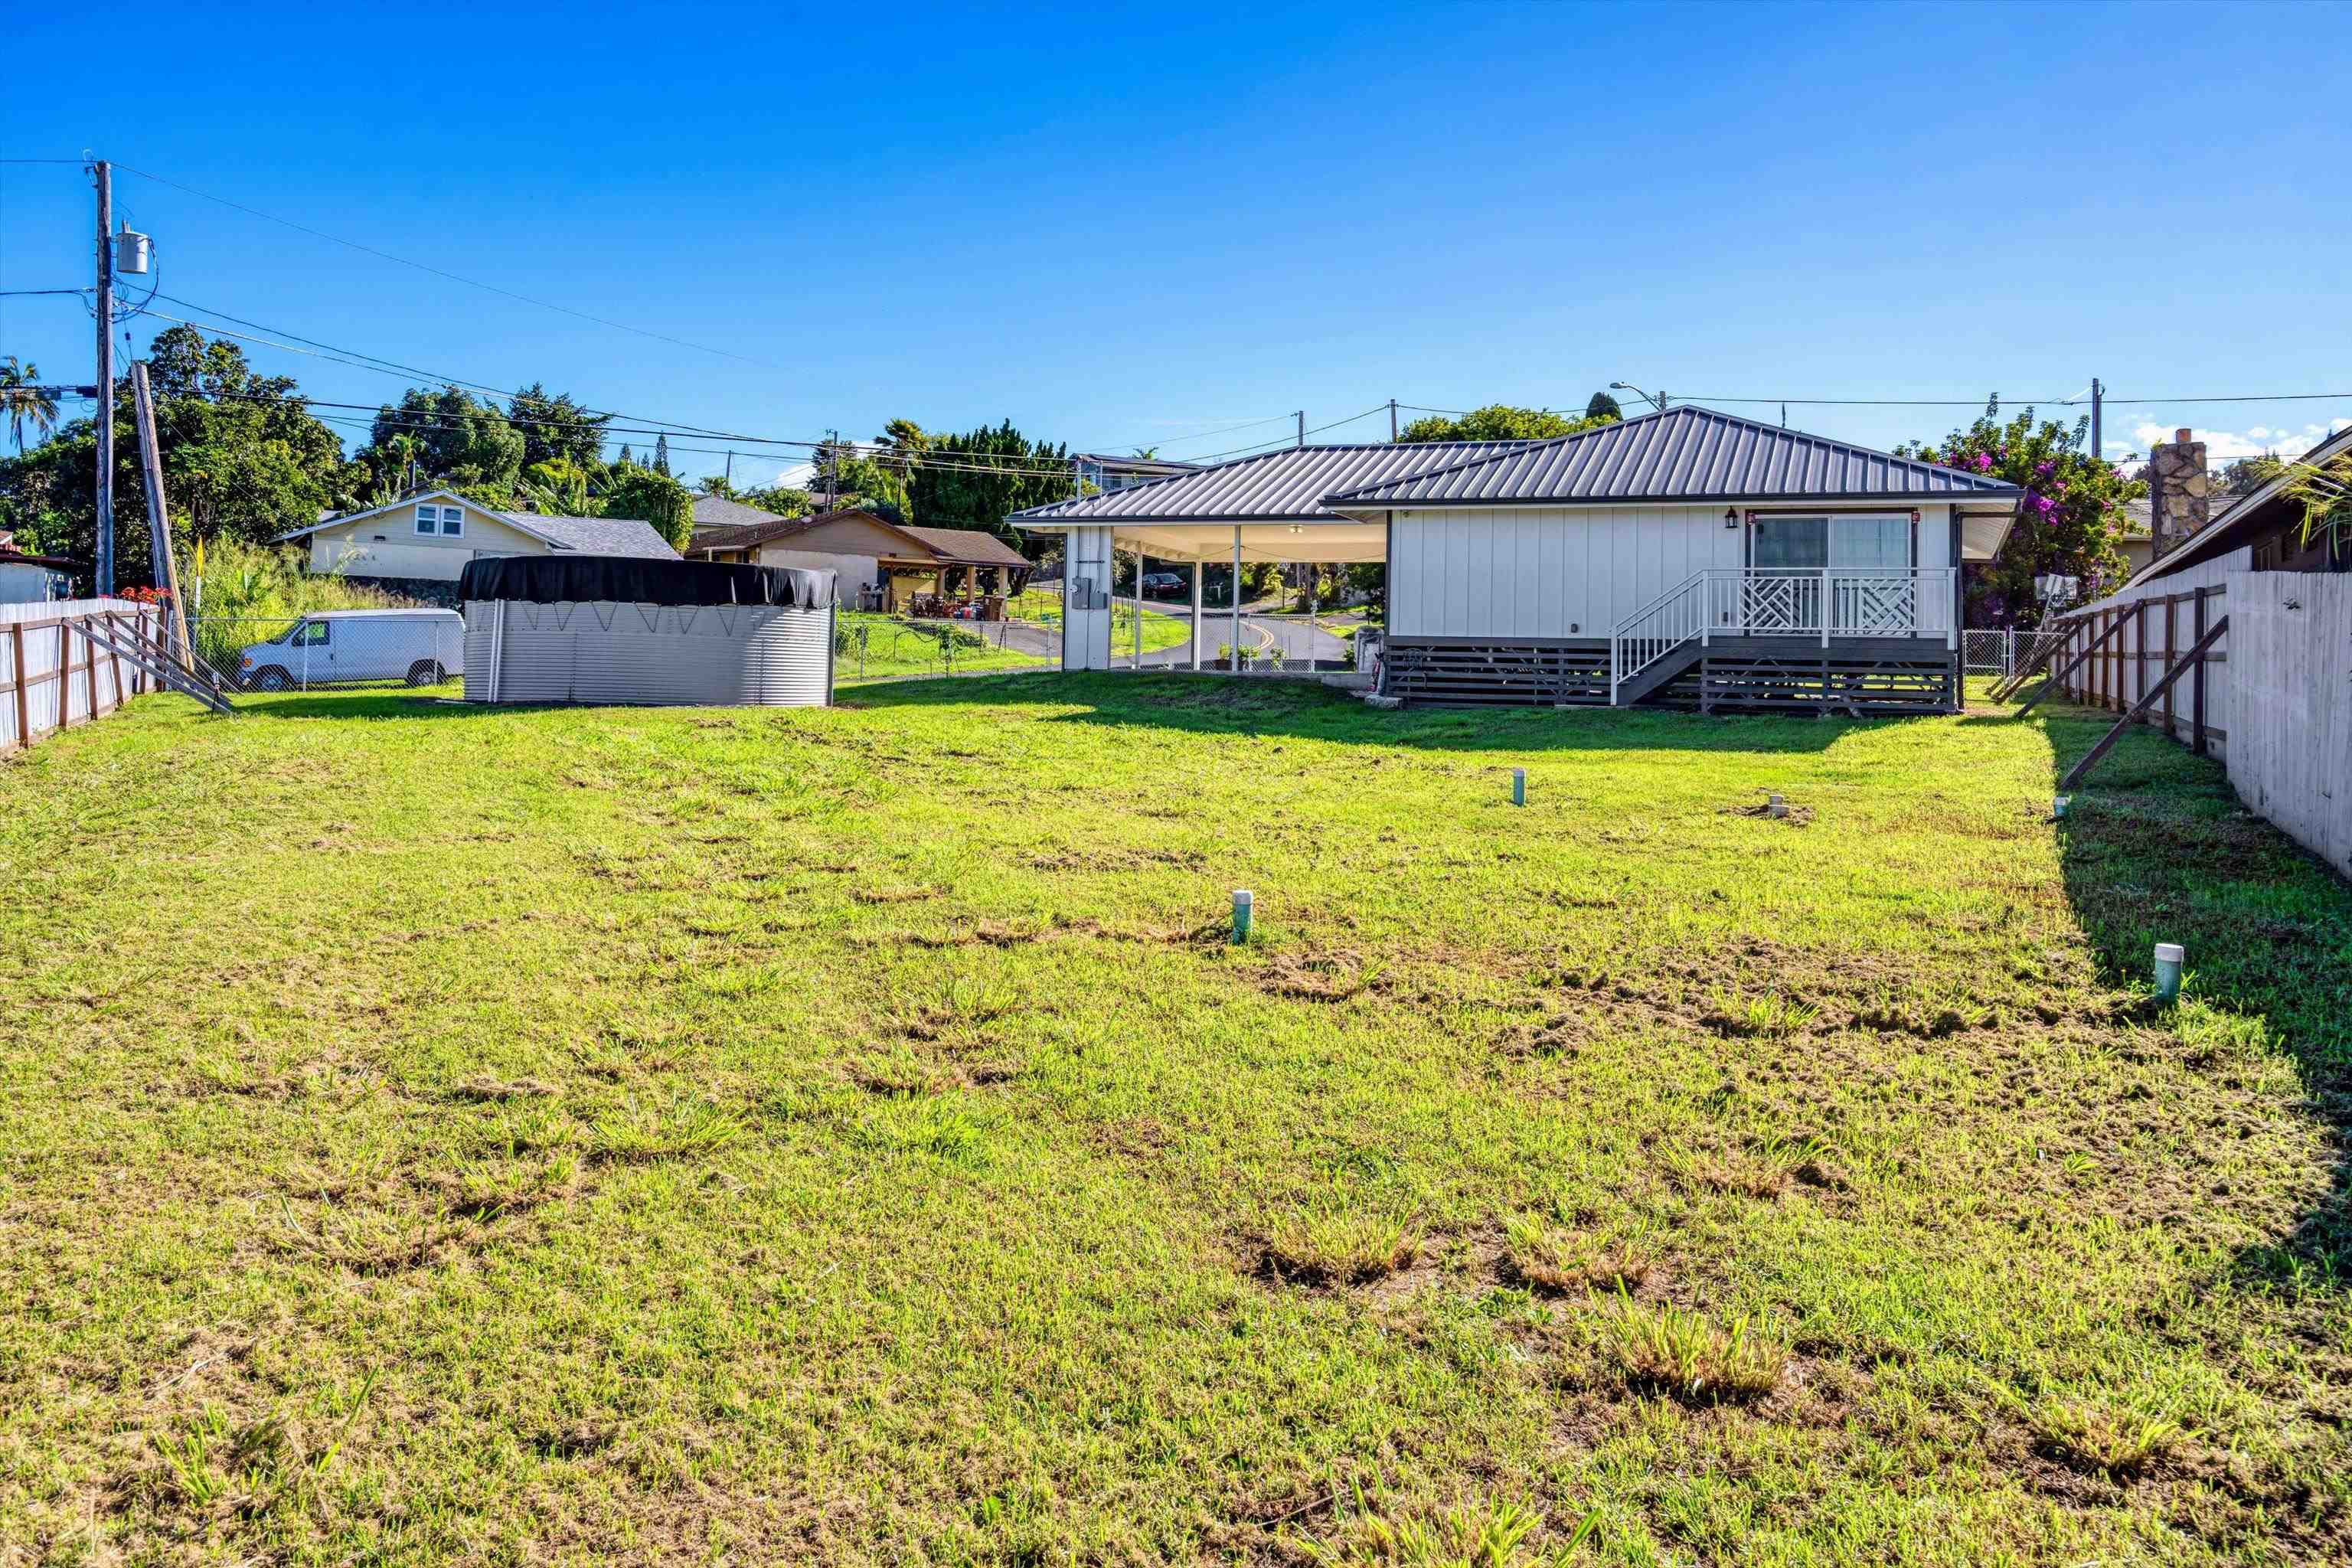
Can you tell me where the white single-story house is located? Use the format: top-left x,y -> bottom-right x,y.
276,489 -> 679,603
1014,405 -> 2023,712
687,499 -> 1031,614
0,534 -> 80,604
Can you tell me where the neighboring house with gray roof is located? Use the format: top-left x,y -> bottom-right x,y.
276,488 -> 679,604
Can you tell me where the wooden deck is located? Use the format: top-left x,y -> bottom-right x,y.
1383,635 -> 1958,714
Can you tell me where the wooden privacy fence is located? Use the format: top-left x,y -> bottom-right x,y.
1,599 -> 165,753
2032,581 -> 2231,758
2228,573 -> 2352,879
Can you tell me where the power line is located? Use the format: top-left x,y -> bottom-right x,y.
111,161 -> 795,374
142,300 -> 1088,474
1178,404 -> 1396,464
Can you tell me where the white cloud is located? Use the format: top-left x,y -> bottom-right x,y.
2116,419 -> 2350,462
771,462 -> 815,488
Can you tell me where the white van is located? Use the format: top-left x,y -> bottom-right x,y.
237,609 -> 465,691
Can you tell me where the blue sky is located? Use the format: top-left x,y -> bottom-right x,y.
5,0 -> 2347,489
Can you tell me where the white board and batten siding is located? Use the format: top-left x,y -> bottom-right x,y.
1388,504 -> 1960,640
2226,572 -> 2352,879
1,597 -> 162,752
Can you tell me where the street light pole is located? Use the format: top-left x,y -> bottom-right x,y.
93,159 -> 116,596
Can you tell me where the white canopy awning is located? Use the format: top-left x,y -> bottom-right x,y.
1024,519 -> 1387,563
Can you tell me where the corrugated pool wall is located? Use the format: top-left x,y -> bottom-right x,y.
1,599 -> 163,753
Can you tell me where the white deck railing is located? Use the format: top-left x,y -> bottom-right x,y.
1610,568 -> 1958,703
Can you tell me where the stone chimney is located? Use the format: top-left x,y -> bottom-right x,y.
2147,427 -> 2208,559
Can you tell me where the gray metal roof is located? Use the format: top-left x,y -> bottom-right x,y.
1013,441 -> 1534,525
690,495 -> 792,532
497,512 -> 680,559
1327,407 -> 2024,508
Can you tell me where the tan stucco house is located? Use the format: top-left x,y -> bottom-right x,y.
276,490 -> 679,603
687,499 -> 1031,612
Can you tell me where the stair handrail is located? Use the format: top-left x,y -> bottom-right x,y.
1609,569 -> 1717,704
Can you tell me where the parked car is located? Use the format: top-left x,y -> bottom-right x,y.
237,609 -> 465,691
1140,571 -> 1185,599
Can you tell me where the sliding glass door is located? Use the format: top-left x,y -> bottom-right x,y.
1744,515 -> 1916,635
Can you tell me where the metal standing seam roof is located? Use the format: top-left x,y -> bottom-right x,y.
1011,441 -> 1536,524
1325,406 -> 2025,508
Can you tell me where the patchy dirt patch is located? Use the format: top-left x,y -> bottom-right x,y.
1027,845 -> 1207,874
1258,952 -> 1390,1004
1722,799 -> 1815,825
447,1076 -> 560,1102
851,884 -> 947,906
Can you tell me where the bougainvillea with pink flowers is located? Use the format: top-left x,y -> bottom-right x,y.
1896,400 -> 2139,629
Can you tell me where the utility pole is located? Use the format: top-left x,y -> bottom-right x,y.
2090,377 -> 2103,466
724,449 -> 734,488
93,160 -> 116,596
1295,410 -> 1305,449
1389,399 -> 1398,440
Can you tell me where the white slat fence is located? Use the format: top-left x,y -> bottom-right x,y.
2226,573 -> 2352,879
1,599 -> 165,753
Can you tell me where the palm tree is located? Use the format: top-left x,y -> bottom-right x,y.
1,356 -> 60,453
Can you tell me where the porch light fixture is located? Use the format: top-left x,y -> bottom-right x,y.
1724,508 -> 1739,530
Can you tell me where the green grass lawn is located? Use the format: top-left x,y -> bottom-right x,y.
835,609 -> 1049,681
2,679 -> 2348,1565
1007,590 -> 1193,657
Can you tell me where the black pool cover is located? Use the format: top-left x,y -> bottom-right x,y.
459,555 -> 836,609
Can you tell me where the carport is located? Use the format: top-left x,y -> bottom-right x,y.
1013,441 -> 1527,671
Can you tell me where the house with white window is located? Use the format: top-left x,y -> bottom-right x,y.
1014,406 -> 2021,713
276,489 -> 679,603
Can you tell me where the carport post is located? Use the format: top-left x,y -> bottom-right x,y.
1188,560 -> 1202,671
1230,527 -> 1242,673
1135,549 -> 1147,669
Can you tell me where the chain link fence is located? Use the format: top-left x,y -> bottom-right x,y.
830,609 -> 1056,684
1962,629 -> 2023,677
188,613 -> 466,693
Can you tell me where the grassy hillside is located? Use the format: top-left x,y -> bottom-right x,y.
1,678 -> 2346,1564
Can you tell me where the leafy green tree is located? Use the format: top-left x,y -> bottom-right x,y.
506,383 -> 612,469
1396,404 -> 1612,443
0,326 -> 355,587
695,474 -> 734,497
602,462 -> 693,550
2282,450 -> 2350,551
740,485 -> 812,518
518,457 -> 593,514
1,356 -> 60,452
874,418 -> 929,472
1585,390 -> 1622,421
363,387 -> 524,495
1895,399 -> 2138,627
901,420 -> 1074,554
652,433 -> 671,476
830,455 -> 911,521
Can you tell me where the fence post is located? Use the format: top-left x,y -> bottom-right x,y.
2191,587 -> 2209,756
8,623 -> 23,752
2161,593 -> 2177,737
